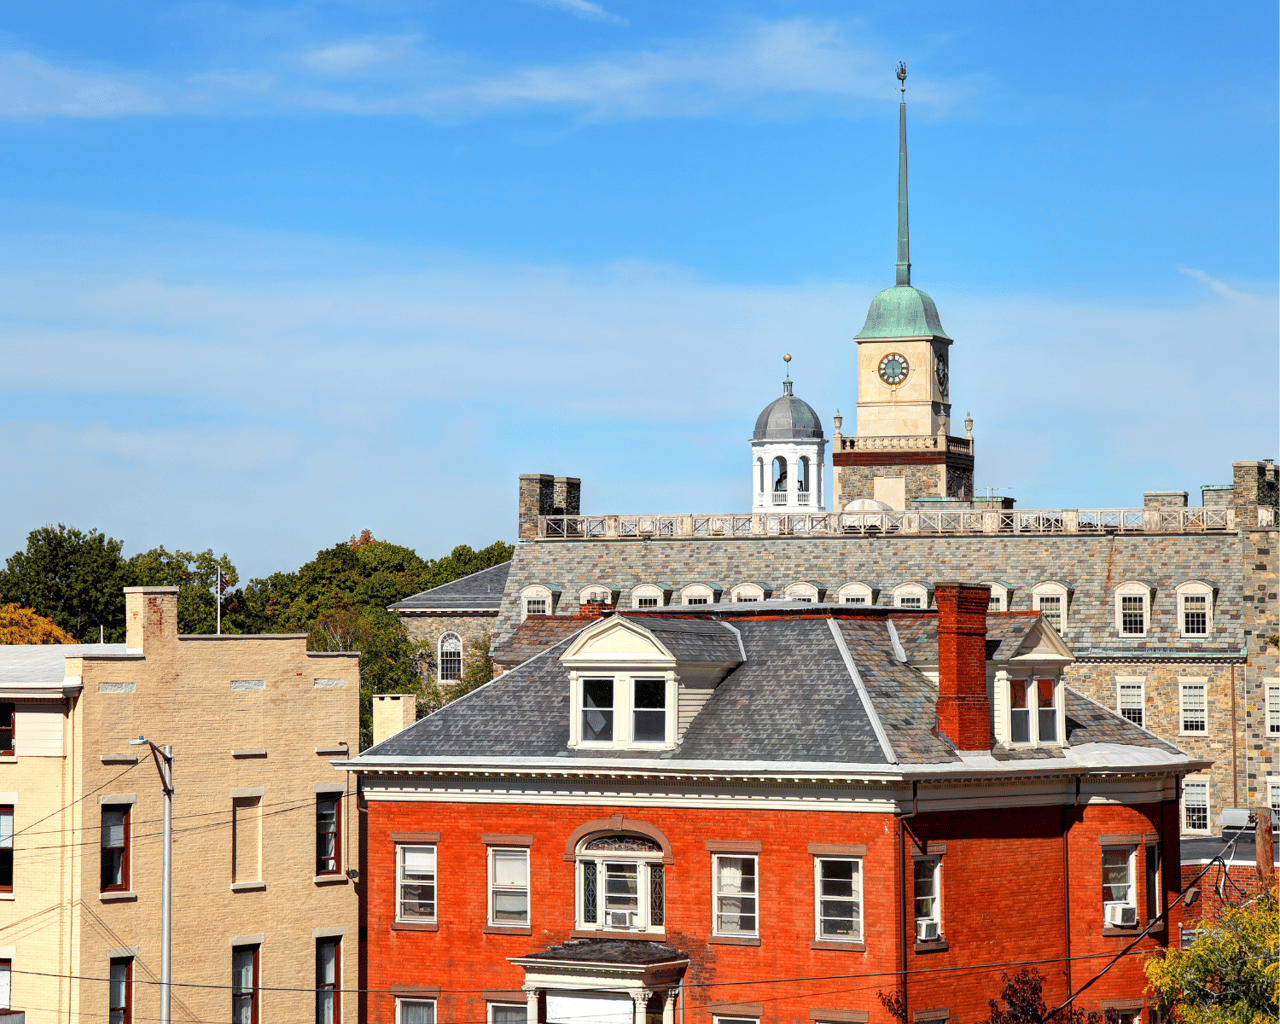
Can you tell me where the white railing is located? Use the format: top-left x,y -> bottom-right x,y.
838,434 -> 973,454
797,490 -> 811,506
537,506 -> 1241,540
771,492 -> 788,506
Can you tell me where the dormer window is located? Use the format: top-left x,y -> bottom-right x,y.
1175,581 -> 1214,637
730,584 -> 765,603
631,584 -> 666,609
983,582 -> 1013,613
1114,582 -> 1154,637
580,585 -> 614,607
520,584 -> 558,620
1006,676 -> 1062,746
576,834 -> 665,934
1031,582 -> 1070,632
681,584 -> 716,606
838,582 -> 876,606
784,582 -> 820,603
571,675 -> 676,749
893,583 -> 929,609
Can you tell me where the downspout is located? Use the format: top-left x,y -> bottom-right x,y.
1061,776 -> 1079,1010
1230,664 -> 1238,808
896,781 -> 918,1017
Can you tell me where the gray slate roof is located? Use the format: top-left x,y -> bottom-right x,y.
519,940 -> 686,964
364,610 -> 1180,770
390,561 -> 511,612
0,644 -> 129,684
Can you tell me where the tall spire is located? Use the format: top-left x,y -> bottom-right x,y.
895,61 -> 910,287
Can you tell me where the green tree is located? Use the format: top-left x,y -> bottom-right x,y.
129,546 -> 240,635
0,525 -> 135,641
880,969 -> 1117,1024
1145,886 -> 1278,1024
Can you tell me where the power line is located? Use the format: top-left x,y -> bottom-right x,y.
11,761 -> 139,839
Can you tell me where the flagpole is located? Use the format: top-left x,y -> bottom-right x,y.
216,568 -> 222,635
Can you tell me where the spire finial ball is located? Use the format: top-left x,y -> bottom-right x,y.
783,353 -> 791,363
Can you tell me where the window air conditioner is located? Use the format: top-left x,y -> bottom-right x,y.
915,920 -> 939,941
1105,904 -> 1138,927
607,911 -> 638,929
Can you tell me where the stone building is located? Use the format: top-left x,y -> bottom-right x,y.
0,586 -> 359,1024
390,561 -> 511,682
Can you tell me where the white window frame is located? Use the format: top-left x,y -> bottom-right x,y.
396,844 -> 436,924
1265,680 -> 1280,736
1265,777 -> 1280,830
520,585 -> 555,620
1182,778 -> 1209,833
714,1017 -> 758,1024
397,998 -> 437,1024
569,674 -> 677,749
1031,582 -> 1069,631
630,584 -> 665,610
487,847 -> 530,927
1116,677 -> 1145,729
1175,582 -> 1213,638
838,582 -> 874,606
912,855 -> 942,936
580,585 -> 614,607
437,632 -> 462,682
488,1004 -> 528,1024
575,838 -> 665,934
813,856 -> 862,943
681,584 -> 715,606
1179,679 -> 1208,735
1101,846 -> 1136,920
730,583 -> 765,604
1114,582 -> 1152,637
1005,675 -> 1064,747
712,854 -> 758,938
893,583 -> 929,609
783,582 -> 819,603
983,582 -> 1010,613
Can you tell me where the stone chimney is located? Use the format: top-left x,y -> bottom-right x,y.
124,586 -> 180,651
933,582 -> 992,752
553,476 -> 581,516
373,694 -> 417,747
1144,491 -> 1188,508
1234,460 -> 1279,527
518,474 -> 556,541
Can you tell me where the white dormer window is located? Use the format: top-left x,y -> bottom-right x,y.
1031,582 -> 1069,632
1005,676 -> 1064,746
521,584 -> 556,620
783,582 -> 819,603
630,584 -> 665,609
730,583 -> 764,603
983,582 -> 1012,613
571,675 -> 677,749
893,583 -> 929,609
580,585 -> 614,607
681,584 -> 715,606
1175,581 -> 1214,637
1114,582 -> 1153,637
838,582 -> 875,606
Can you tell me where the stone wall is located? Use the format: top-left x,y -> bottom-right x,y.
1144,491 -> 1188,508
1241,527 -> 1278,807
836,463 -> 942,509
401,611 -> 498,680
518,474 -> 557,541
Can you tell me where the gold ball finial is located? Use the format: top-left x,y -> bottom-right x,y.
783,353 -> 791,363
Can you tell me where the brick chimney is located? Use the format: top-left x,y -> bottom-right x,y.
124,586 -> 179,652
579,601 -> 614,620
933,582 -> 992,752
373,694 -> 417,746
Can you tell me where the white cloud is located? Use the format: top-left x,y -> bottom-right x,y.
0,53 -> 163,118
516,0 -> 628,26
294,35 -> 424,77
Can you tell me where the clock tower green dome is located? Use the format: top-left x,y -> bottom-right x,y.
855,284 -> 952,342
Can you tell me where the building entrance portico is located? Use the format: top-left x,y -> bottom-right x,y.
510,942 -> 687,1024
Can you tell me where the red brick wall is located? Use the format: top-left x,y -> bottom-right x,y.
933,583 -> 992,751
365,797 -> 1176,1024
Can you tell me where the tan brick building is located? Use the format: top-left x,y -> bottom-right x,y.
0,586 -> 359,1024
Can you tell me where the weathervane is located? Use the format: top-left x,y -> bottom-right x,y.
897,61 -> 907,94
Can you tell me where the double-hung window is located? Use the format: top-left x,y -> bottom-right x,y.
814,857 -> 861,942
1145,843 -> 1161,924
0,704 -> 13,756
713,855 -> 757,936
397,845 -> 436,922
101,805 -> 130,892
398,1000 -> 435,1024
574,676 -> 672,748
1179,681 -> 1207,734
438,633 -> 462,681
578,834 -> 664,933
0,959 -> 9,1011
316,939 -> 340,1024
1267,682 -> 1280,736
489,1004 -> 526,1024
109,958 -> 132,1024
1008,677 -> 1060,746
0,806 -> 12,894
1101,847 -> 1136,925
913,857 -> 942,940
1182,595 -> 1207,635
489,848 -> 529,926
1183,780 -> 1209,832
1117,679 -> 1145,728
581,679 -> 614,743
316,795 -> 340,876
632,679 -> 665,744
1120,596 -> 1145,635
232,945 -> 259,1024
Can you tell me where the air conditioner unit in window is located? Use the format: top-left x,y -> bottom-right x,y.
915,920 -> 939,941
607,911 -> 638,929
1105,904 -> 1138,927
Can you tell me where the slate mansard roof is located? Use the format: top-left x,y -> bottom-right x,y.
389,561 -> 512,613
357,608 -> 1192,776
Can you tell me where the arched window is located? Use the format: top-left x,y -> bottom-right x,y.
799,457 -> 811,493
783,581 -> 819,603
893,583 -> 930,609
1114,581 -> 1154,637
838,582 -> 875,606
730,583 -> 765,603
631,584 -> 665,610
1031,582 -> 1069,631
681,583 -> 715,606
520,584 -> 556,620
984,582 -> 1013,613
1175,581 -> 1214,637
576,833 -> 665,933
773,457 -> 788,492
757,458 -> 765,494
580,585 -> 615,607
438,633 -> 462,681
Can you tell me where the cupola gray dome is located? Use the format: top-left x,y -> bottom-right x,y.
753,380 -> 824,441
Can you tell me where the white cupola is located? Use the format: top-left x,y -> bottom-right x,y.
750,360 -> 827,512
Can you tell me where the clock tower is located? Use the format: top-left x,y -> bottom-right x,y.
833,63 -> 975,509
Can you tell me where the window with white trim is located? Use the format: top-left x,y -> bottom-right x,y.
1031,582 -> 1069,631
438,632 -> 462,681
397,999 -> 435,1024
489,1005 -> 526,1024
0,807 -> 11,894
731,584 -> 764,604
572,675 -> 674,749
913,857 -> 942,940
577,833 -> 664,933
397,845 -> 436,923
1115,583 -> 1151,637
109,957 -> 132,1024
1267,778 -> 1280,830
1144,842 -> 1161,924
1101,847 -> 1136,922
580,585 -> 613,607
631,584 -> 664,610
784,582 -> 819,603
714,1017 -> 757,1024
489,848 -> 529,926
682,584 -> 715,606
0,959 -> 9,1011
893,583 -> 928,609
983,582 -> 1010,613
813,857 -> 861,942
520,585 -> 554,620
1176,582 -> 1213,637
1117,678 -> 1145,728
1183,780 -> 1209,832
713,855 -> 757,936
838,582 -> 874,606
1179,680 -> 1207,734
1266,681 -> 1280,736
1007,677 -> 1062,746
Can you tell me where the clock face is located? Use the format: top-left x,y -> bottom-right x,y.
878,352 -> 909,386
935,353 -> 948,393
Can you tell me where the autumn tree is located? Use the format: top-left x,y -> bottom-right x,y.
880,970 -> 1118,1024
0,604 -> 78,644
0,525 -> 135,641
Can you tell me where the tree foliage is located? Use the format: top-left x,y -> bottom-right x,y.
880,969 -> 1118,1024
0,525 -> 135,641
1145,886 -> 1278,1024
0,604 -> 78,644
128,545 -> 240,635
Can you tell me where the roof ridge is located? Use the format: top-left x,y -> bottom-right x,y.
826,617 -> 898,764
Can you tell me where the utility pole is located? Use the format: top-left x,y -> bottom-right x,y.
130,736 -> 173,1024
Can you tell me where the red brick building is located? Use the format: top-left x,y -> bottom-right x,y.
349,584 -> 1207,1024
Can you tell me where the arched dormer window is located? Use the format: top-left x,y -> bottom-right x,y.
783,581 -> 820,603
893,582 -> 930,609
1114,581 -> 1154,637
575,833 -> 665,934
1175,581 -> 1215,637
838,582 -> 876,606
631,584 -> 665,610
681,583 -> 716,606
580,584 -> 616,608
520,584 -> 557,620
984,582 -> 1013,613
1031,582 -> 1070,632
438,632 -> 462,681
730,583 -> 765,603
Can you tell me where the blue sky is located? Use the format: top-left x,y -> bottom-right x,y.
0,0 -> 1276,581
